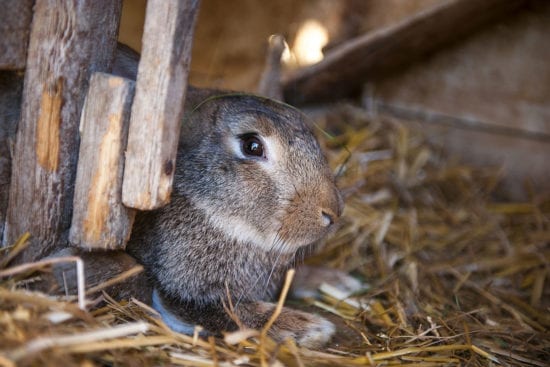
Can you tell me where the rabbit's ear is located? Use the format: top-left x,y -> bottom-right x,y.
184,87 -> 230,117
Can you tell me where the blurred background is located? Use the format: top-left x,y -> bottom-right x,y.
119,0 -> 550,199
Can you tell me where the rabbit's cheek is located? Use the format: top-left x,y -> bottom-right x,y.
276,178 -> 342,246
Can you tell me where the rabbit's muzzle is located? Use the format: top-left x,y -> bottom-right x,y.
279,180 -> 343,248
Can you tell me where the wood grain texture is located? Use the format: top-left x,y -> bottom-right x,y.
4,0 -> 122,262
257,34 -> 285,100
283,0 -> 527,105
69,73 -> 136,250
122,0 -> 200,210
368,1 -> 550,138
0,72 -> 24,242
0,0 -> 33,70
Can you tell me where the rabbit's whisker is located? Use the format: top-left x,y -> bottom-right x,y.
264,250 -> 283,298
292,183 -> 304,203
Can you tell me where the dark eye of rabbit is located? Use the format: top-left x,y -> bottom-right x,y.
240,134 -> 265,158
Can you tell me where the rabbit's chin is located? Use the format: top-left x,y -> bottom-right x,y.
202,209 -> 320,254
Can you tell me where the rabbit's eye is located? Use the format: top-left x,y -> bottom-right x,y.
240,134 -> 265,158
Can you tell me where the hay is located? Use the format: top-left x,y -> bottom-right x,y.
1,105 -> 548,366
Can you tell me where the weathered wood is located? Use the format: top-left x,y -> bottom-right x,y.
69,73 -> 136,250
283,0 -> 527,104
0,0 -> 30,241
122,0 -> 200,210
0,0 -> 33,70
4,0 -> 122,262
0,71 -> 24,242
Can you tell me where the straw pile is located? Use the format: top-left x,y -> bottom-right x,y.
1,105 -> 548,366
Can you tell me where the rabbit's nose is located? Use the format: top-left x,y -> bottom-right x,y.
318,185 -> 343,227
321,210 -> 336,227
321,209 -> 340,227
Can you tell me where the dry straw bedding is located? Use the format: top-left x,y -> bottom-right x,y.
1,105 -> 548,366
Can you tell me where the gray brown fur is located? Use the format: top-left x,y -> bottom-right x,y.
1,45 -> 344,348
126,87 -> 343,347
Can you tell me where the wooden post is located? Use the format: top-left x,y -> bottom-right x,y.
122,0 -> 200,210
0,72 -> 24,242
69,73 -> 136,250
0,0 -> 33,241
3,0 -> 122,262
257,34 -> 285,100
0,0 -> 33,70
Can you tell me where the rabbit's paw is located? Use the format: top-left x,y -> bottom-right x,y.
254,302 -> 335,348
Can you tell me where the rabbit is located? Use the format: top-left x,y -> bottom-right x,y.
124,86 -> 345,347
2,44 -> 359,348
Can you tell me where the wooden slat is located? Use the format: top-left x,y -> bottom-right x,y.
0,0 -> 33,70
122,0 -> 200,210
0,72 -> 24,241
283,0 -> 526,105
4,0 -> 122,262
69,73 -> 136,250
257,34 -> 285,100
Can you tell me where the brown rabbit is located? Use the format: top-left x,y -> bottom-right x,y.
124,86 -> 344,347
2,45 -> 357,348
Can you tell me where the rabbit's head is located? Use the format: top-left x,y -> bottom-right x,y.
175,92 -> 343,253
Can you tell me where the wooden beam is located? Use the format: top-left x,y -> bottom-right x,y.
0,72 -> 24,241
257,34 -> 285,100
0,0 -> 33,70
122,0 -> 200,210
283,0 -> 527,105
4,0 -> 122,262
69,73 -> 136,250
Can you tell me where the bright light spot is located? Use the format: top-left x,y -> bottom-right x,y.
291,19 -> 329,66
281,40 -> 292,64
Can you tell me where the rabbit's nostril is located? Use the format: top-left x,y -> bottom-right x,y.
321,211 -> 335,227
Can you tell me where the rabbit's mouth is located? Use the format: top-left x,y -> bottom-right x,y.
277,212 -> 339,251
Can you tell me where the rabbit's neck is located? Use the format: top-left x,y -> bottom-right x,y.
128,194 -> 297,305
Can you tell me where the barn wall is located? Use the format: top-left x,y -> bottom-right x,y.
0,72 -> 23,241
367,1 -> 550,197
117,0 -> 549,198
119,0 -> 447,92
119,0 -> 377,91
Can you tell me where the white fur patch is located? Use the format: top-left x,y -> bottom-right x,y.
200,206 -> 293,253
211,134 -> 293,252
297,316 -> 335,348
259,135 -> 282,172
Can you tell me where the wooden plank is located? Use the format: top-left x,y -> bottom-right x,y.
0,0 -> 33,70
122,0 -> 200,210
69,73 -> 136,250
366,1 -> 550,138
257,34 -> 285,100
3,0 -> 122,262
283,0 -> 527,105
0,71 -> 24,241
